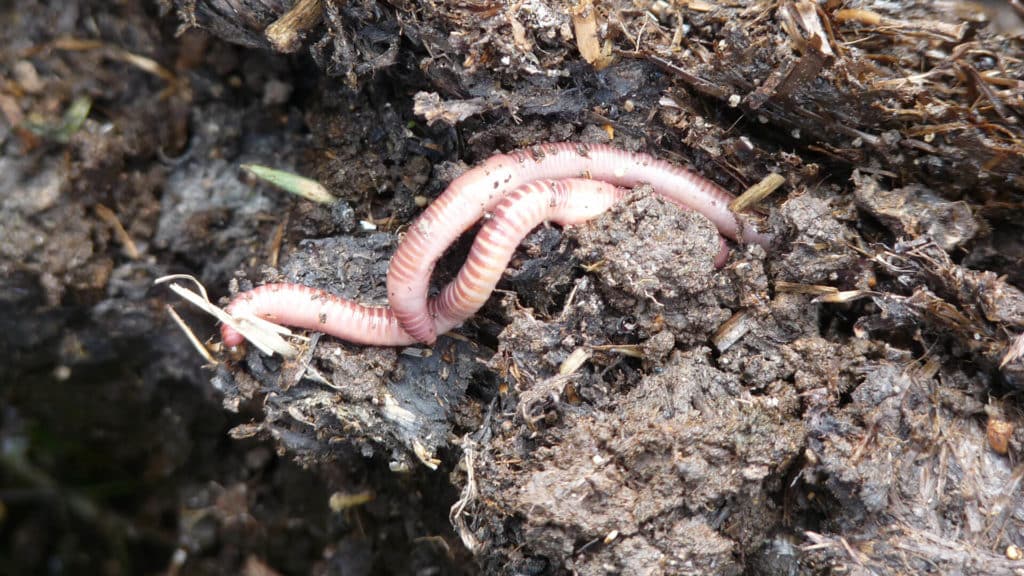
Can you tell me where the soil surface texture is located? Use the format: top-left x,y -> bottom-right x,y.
2,1 -> 1024,575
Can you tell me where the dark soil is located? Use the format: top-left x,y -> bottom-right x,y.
2,1 -> 1024,575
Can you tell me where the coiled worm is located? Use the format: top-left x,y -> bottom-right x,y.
221,178 -> 628,346
221,142 -> 770,349
387,142 -> 771,343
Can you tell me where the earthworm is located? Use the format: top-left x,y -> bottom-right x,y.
387,142 -> 771,344
434,178 -> 630,326
222,178 -> 630,347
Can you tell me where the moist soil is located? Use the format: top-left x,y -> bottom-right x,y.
2,1 -> 1024,575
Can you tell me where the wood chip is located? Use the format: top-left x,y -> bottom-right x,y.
712,309 -> 753,352
571,0 -> 613,70
730,172 -> 785,212
413,91 -> 501,126
265,0 -> 322,53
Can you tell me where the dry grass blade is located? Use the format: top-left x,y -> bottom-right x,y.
328,490 -> 374,512
833,8 -> 966,41
558,347 -> 592,375
713,309 -> 754,352
730,172 -> 785,213
1001,333 -> 1024,369
780,1 -> 835,57
813,290 -> 876,304
94,204 -> 140,259
412,439 -> 441,470
241,164 -> 336,205
775,281 -> 840,296
571,0 -> 613,69
590,344 -> 644,358
154,274 -> 298,357
265,0 -> 322,53
51,38 -> 178,84
165,304 -> 216,365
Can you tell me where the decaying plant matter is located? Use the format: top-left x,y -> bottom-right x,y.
48,0 -> 1017,574
172,1 -> 1019,573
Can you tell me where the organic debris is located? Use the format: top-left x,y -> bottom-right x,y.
4,0 -> 1024,574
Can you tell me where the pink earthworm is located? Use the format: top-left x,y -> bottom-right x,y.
387,142 -> 771,344
221,178 -> 630,348
434,178 -> 629,326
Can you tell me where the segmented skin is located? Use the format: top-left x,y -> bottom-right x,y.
221,178 -> 627,347
434,179 -> 628,325
221,142 -> 770,348
221,283 -> 417,347
387,142 -> 770,343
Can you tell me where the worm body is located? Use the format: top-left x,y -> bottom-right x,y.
387,142 -> 770,343
221,283 -> 418,347
434,178 -> 627,325
222,178 -> 627,347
